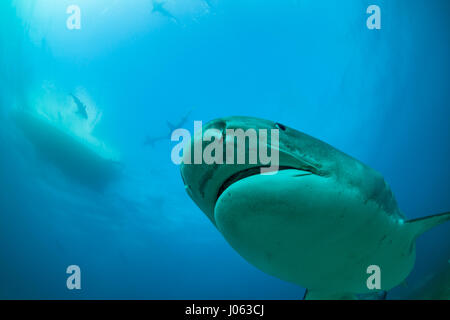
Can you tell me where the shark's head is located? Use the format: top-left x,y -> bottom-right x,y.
180,116 -> 403,288
180,116 -> 333,225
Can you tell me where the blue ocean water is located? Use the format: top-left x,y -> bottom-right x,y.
0,0 -> 449,299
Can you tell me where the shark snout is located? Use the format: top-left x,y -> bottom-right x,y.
201,119 -> 227,145
203,119 -> 227,134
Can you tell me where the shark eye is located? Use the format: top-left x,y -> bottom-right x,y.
275,122 -> 286,131
213,121 -> 227,139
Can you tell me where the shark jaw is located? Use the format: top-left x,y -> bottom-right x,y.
215,165 -> 308,202
213,168 -> 413,294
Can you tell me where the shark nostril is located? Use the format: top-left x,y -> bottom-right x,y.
207,120 -> 227,141
213,121 -> 227,133
275,122 -> 286,131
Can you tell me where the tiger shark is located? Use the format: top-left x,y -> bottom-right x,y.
180,116 -> 450,299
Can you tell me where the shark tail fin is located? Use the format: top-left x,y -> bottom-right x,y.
406,211 -> 450,239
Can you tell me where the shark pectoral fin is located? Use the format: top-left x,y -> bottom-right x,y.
406,211 -> 450,239
303,289 -> 357,300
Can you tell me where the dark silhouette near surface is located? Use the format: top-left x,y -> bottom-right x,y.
70,93 -> 88,120
144,109 -> 192,147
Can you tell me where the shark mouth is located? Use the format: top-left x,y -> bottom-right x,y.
216,166 -> 304,202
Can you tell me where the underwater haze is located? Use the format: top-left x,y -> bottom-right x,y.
0,0 -> 449,299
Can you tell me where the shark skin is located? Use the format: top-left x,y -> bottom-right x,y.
180,116 -> 450,299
